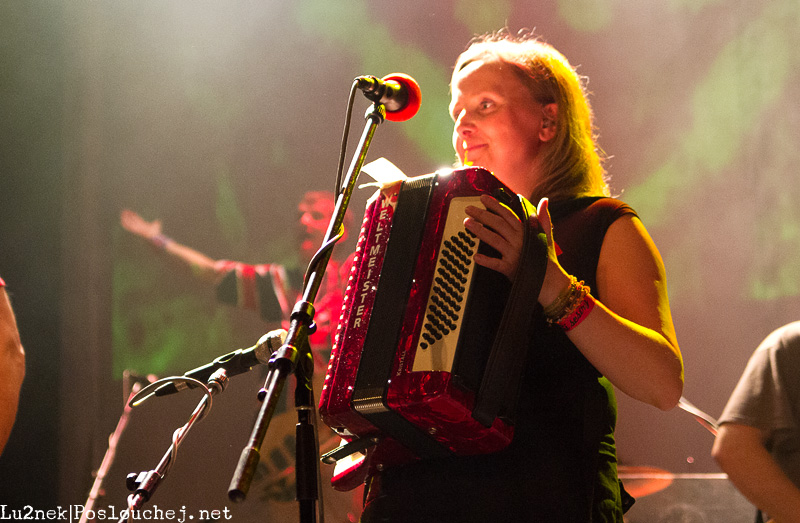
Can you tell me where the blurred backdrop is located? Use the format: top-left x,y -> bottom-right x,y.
1,0 -> 799,519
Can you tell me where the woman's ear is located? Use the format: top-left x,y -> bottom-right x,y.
539,103 -> 558,142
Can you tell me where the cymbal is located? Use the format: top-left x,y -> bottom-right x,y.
618,465 -> 674,498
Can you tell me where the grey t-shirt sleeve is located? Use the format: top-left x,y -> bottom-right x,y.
719,322 -> 800,434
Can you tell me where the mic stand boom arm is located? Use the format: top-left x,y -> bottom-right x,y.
120,370 -> 229,522
227,103 -> 389,523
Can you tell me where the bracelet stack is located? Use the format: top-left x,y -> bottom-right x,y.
150,234 -> 172,250
543,276 -> 595,331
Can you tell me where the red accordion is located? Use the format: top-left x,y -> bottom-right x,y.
318,167 -> 546,487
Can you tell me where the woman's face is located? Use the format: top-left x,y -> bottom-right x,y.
450,59 -> 550,196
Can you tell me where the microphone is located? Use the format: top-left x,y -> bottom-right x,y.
154,329 -> 287,397
355,73 -> 421,122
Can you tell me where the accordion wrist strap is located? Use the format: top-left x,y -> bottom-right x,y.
473,195 -> 548,427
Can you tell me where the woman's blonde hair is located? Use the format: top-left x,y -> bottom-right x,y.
452,31 -> 610,202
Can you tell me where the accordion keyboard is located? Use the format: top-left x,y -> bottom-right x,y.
413,196 -> 481,372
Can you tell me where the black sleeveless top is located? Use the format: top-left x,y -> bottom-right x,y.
361,197 -> 638,523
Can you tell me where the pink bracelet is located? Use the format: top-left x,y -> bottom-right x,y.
557,294 -> 595,331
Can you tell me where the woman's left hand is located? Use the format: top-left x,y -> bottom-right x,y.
465,195 -> 570,303
463,194 -> 531,280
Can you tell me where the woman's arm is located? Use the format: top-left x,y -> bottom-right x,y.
566,212 -> 683,410
465,196 -> 683,410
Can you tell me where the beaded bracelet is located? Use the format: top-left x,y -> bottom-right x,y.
544,277 -> 595,331
150,234 -> 173,250
542,275 -> 578,319
547,282 -> 588,324
556,293 -> 595,331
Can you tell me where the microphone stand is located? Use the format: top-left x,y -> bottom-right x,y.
80,371 -> 150,523
678,396 -> 719,436
228,102 -> 389,523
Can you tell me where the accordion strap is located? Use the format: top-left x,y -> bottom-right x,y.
473,196 -> 548,427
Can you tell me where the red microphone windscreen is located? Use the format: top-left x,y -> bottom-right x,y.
382,73 -> 421,122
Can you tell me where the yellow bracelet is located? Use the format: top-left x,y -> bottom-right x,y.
546,280 -> 591,325
552,284 -> 589,323
543,276 -> 578,319
557,293 -> 596,331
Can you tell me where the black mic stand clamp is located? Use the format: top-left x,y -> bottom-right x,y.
227,101 -> 390,523
260,301 -> 316,395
